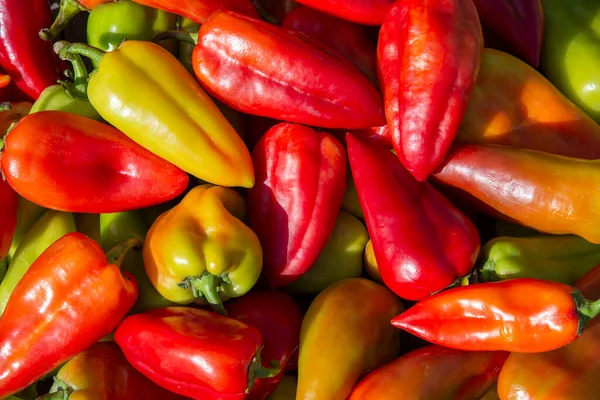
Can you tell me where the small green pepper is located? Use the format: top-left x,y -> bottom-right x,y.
29,85 -> 102,120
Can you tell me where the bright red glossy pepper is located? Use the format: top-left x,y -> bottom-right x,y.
249,123 -> 346,288
0,232 -> 139,398
134,0 -> 259,23
282,6 -> 379,86
1,111 -> 189,213
0,179 -> 17,262
378,0 -> 483,181
392,278 -> 600,353
226,291 -> 303,400
0,0 -> 60,100
294,0 -> 394,25
346,133 -> 480,301
114,307 -> 280,400
184,11 -> 385,130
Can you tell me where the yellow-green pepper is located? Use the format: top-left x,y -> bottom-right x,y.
6,197 -> 46,263
341,166 -> 364,220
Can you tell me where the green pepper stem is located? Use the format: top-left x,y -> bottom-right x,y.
246,346 -> 281,394
39,0 -> 88,42
52,43 -> 90,98
55,42 -> 107,68
0,102 -> 11,112
153,31 -> 198,45
37,389 -> 70,400
578,298 -> 600,320
188,274 -> 227,316
106,238 -> 142,269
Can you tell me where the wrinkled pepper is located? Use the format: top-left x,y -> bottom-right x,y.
267,376 -> 297,400
282,6 -> 379,86
176,11 -> 385,129
101,211 -> 174,314
144,184 -> 262,315
132,0 -> 259,24
6,197 -> 45,262
1,111 -> 189,213
40,0 -> 112,41
0,102 -> 31,133
0,210 -> 76,316
478,234 -> 600,285
349,345 -> 508,400
56,40 -> 254,188
541,0 -> 600,123
0,232 -> 139,398
457,49 -> 600,159
114,307 -> 280,400
298,278 -> 402,400
392,278 -> 600,353
363,239 -> 382,283
39,342 -> 186,400
249,123 -> 346,288
497,265 -> 600,399
227,291 -> 303,400
0,0 -> 60,100
378,0 -> 483,181
433,144 -> 600,244
295,0 -> 394,25
347,133 -> 480,301
0,178 -> 17,262
286,211 -> 369,294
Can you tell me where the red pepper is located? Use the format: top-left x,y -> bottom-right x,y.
378,0 -> 483,181
349,125 -> 392,149
0,179 -> 17,262
346,133 -> 480,301
248,123 -> 346,288
0,0 -> 60,100
114,307 -> 281,400
1,111 -> 189,213
187,11 -> 385,129
392,278 -> 600,353
226,291 -> 303,400
0,232 -> 139,398
294,0 -> 394,25
133,0 -> 259,23
282,6 -> 379,87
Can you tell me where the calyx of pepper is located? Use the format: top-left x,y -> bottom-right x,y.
107,238 -> 143,271
38,378 -> 74,399
54,41 -> 107,83
40,0 -> 89,42
178,273 -> 228,316
246,345 -> 281,394
572,289 -> 600,336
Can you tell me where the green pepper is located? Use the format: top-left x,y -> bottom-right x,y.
179,17 -> 199,74
286,211 -> 369,294
6,197 -> 46,263
100,211 -> 174,313
541,0 -> 600,122
29,85 -> 102,120
0,210 -> 76,316
0,259 -> 6,283
74,214 -> 101,245
479,234 -> 600,284
341,166 -> 364,220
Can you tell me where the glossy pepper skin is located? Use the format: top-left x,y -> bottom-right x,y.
497,265 -> 600,399
282,6 -> 379,87
0,178 -> 17,262
114,307 -> 280,400
57,40 -> 254,188
40,0 -> 112,41
0,210 -> 76,316
295,0 -> 394,25
457,49 -> 600,159
192,11 -> 385,130
226,291 -> 303,400
349,346 -> 508,400
249,123 -> 346,289
2,111 -> 189,213
392,278 -> 600,353
133,0 -> 259,24
541,0 -> 600,123
347,133 -> 480,301
378,0 -> 483,182
433,144 -> 600,244
0,0 -> 60,100
479,234 -> 600,285
297,278 -> 403,400
0,232 -> 139,398
144,185 -> 262,315
39,342 -> 186,400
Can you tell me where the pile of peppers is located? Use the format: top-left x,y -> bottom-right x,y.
1,0 -> 600,399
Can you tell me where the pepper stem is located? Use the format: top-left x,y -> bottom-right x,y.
55,41 -> 107,68
179,273 -> 227,316
106,238 -> 143,268
246,346 -> 281,394
0,102 -> 11,112
39,0 -> 88,42
37,389 -> 70,400
54,42 -> 90,98
153,31 -> 199,45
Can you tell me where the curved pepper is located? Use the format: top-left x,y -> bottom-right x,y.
457,49 -> 600,159
348,345 -> 508,400
294,0 -> 393,25
38,342 -> 186,400
433,144 -> 600,244
114,307 -> 280,400
541,0 -> 600,123
2,111 -> 189,213
0,0 -> 60,100
132,0 -> 259,23
378,0 -> 483,181
0,210 -> 76,316
392,278 -> 600,353
347,133 -> 480,301
226,291 -> 303,400
184,11 -> 385,130
0,232 -> 139,398
282,6 -> 379,86
479,234 -> 600,285
267,376 -> 297,400
145,184 -> 262,315
101,211 -> 175,314
286,211 -> 369,294
0,178 -> 17,262
249,123 -> 346,289
57,40 -> 254,188
298,278 -> 403,400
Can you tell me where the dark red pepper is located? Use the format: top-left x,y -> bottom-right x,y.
0,178 -> 17,262
294,0 -> 395,25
